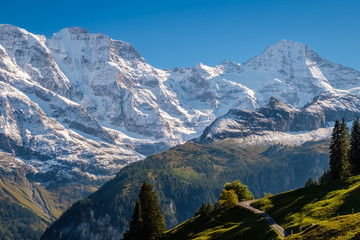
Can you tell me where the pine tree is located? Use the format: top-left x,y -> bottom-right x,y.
329,119 -> 351,180
123,182 -> 165,240
349,117 -> 360,175
123,199 -> 144,240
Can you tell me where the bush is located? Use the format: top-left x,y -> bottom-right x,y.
219,190 -> 238,209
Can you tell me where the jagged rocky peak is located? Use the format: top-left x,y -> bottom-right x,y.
48,27 -> 145,64
264,96 -> 297,111
218,60 -> 243,72
0,24 -> 74,98
191,62 -> 220,76
0,24 -> 31,38
197,94 -> 360,143
64,26 -> 89,35
0,24 -> 46,52
49,27 -> 91,42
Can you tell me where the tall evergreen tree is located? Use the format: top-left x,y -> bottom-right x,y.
329,119 -> 351,180
349,117 -> 360,175
123,182 -> 165,240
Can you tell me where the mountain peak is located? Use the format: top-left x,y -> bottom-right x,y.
261,39 -> 309,59
51,27 -> 90,40
62,27 -> 89,35
0,24 -> 32,38
193,62 -> 214,72
243,39 -> 321,74
270,39 -> 307,48
219,60 -> 242,71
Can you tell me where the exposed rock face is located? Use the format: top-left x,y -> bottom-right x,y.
197,94 -> 360,143
258,97 -> 300,131
1,25 -> 360,180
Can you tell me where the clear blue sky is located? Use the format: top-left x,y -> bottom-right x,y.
1,0 -> 359,70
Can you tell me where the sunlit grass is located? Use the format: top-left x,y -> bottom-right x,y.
288,213 -> 360,239
252,175 -> 360,236
165,207 -> 281,240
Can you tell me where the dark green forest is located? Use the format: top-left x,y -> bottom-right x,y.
0,195 -> 45,240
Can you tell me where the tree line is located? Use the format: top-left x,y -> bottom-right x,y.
308,117 -> 360,186
328,118 -> 360,180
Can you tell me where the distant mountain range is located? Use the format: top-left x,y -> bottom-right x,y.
1,24 -> 360,238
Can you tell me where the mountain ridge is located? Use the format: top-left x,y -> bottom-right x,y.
196,94 -> 360,143
1,24 -> 360,237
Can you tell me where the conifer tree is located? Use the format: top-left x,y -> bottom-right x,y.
329,119 -> 350,180
123,199 -> 144,240
349,117 -> 360,175
123,182 -> 165,240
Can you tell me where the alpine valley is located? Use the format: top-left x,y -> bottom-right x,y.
1,24 -> 360,239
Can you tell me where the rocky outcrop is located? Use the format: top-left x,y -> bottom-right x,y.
197,94 -> 360,143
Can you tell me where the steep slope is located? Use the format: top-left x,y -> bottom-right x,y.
165,174 -> 360,240
165,207 -> 281,240
0,195 -> 46,240
40,140 -> 329,239
0,151 -> 57,240
252,175 -> 360,239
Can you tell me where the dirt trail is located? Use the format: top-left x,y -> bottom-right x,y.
239,200 -> 289,238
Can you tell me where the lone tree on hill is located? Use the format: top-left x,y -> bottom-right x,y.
224,179 -> 254,201
123,182 -> 165,240
349,117 -> 360,175
219,189 -> 238,209
329,119 -> 351,180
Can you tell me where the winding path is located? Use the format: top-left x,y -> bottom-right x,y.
239,200 -> 289,239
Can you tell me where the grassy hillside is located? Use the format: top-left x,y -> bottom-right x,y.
287,213 -> 360,239
165,175 -> 360,240
165,206 -> 281,240
42,140 -> 330,239
252,174 -> 360,239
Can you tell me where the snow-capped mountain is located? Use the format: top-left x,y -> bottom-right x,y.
196,94 -> 360,144
1,24 -> 360,203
